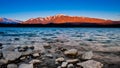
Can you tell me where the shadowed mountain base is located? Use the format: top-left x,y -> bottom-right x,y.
0,23 -> 120,27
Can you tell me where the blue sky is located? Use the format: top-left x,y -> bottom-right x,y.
0,0 -> 120,21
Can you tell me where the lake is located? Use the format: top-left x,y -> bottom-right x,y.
0,27 -> 120,47
0,27 -> 120,68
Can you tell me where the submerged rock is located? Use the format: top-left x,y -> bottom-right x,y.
3,51 -> 21,61
57,66 -> 61,68
45,54 -> 53,58
67,64 -> 74,68
61,62 -> 68,68
7,64 -> 18,68
77,60 -> 103,68
64,49 -> 78,57
32,53 -> 40,57
33,45 -> 45,53
81,51 -> 93,60
3,45 -> 16,51
66,59 -> 79,64
20,56 -> 26,60
29,59 -> 42,64
55,57 -> 65,62
19,63 -> 33,68
43,44 -> 51,49
0,59 -> 8,64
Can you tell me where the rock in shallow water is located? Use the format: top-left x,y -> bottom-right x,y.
32,53 -> 40,57
0,59 -> 8,64
55,57 -> 65,62
45,54 -> 53,58
29,59 -> 42,64
33,45 -> 45,53
19,63 -> 33,68
81,51 -> 93,60
61,62 -> 68,68
3,51 -> 21,61
64,49 -> 78,57
2,45 -> 16,51
43,44 -> 51,49
66,59 -> 79,64
77,60 -> 103,68
67,64 -> 74,68
7,64 -> 18,68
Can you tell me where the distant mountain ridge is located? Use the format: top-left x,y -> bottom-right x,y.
22,14 -> 114,25
0,18 -> 22,24
0,14 -> 120,27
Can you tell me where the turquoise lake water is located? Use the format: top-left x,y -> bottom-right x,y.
0,27 -> 120,46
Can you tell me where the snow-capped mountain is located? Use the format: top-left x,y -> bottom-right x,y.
0,14 -> 120,26
22,14 -> 113,25
0,18 -> 22,24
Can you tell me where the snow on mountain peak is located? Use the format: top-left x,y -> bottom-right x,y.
55,14 -> 66,17
0,17 -> 22,24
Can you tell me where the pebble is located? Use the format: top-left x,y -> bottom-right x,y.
61,62 -> 68,68
33,53 -> 40,57
66,59 -> 79,64
46,54 -> 53,58
67,64 -> 74,68
29,59 -> 42,64
19,63 -> 33,68
81,51 -> 93,60
64,49 -> 78,57
55,57 -> 65,62
77,60 -> 103,68
7,64 -> 18,68
3,51 -> 21,61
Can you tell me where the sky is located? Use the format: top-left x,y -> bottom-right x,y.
0,0 -> 120,21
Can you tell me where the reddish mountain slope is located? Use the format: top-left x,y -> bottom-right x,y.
22,14 -> 113,25
0,18 -> 3,22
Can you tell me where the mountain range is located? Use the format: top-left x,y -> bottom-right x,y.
0,14 -> 120,27
0,18 -> 22,24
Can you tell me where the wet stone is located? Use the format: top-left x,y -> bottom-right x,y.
3,51 -> 21,61
0,59 -> 8,64
61,62 -> 68,68
29,59 -> 42,64
57,66 -> 61,68
19,63 -> 33,68
81,51 -> 93,60
77,60 -> 103,68
45,54 -> 53,58
55,57 -> 65,62
32,53 -> 40,57
7,64 -> 18,68
3,45 -> 15,51
66,59 -> 79,64
67,64 -> 74,68
64,49 -> 78,57
43,44 -> 51,49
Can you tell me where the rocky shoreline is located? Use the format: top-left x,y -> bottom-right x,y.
0,41 -> 120,68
